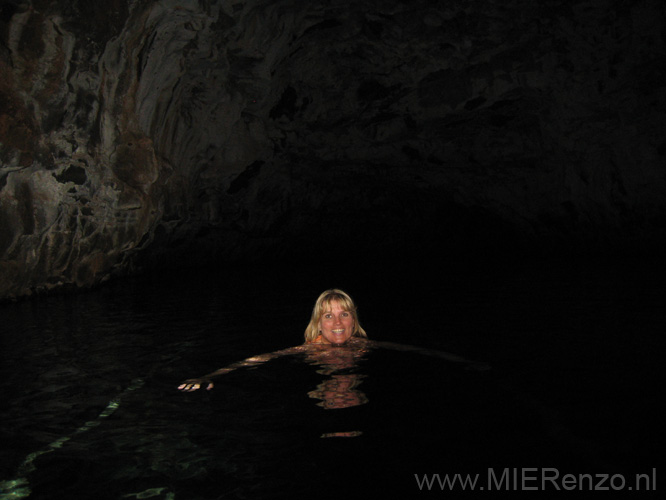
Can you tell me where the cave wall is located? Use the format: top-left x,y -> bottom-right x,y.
1,0 -> 665,299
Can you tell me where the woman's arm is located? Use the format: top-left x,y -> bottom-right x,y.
177,346 -> 306,391
367,340 -> 491,371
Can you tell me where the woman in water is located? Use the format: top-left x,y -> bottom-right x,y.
177,289 -> 487,394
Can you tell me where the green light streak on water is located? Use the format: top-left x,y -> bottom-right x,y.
0,378 -> 145,500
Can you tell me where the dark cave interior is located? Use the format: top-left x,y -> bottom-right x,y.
1,0 -> 665,298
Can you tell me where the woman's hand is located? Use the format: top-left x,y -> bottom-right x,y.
177,378 -> 214,392
176,350 -> 299,394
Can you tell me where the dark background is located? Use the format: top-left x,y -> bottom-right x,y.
1,0 -> 665,300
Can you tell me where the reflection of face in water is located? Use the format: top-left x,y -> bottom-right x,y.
305,345 -> 368,410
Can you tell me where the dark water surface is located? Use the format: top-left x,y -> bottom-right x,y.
0,259 -> 663,499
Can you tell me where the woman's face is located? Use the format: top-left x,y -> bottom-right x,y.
318,300 -> 355,345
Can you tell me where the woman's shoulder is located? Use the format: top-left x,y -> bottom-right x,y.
303,335 -> 370,346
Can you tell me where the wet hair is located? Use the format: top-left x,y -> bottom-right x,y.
304,289 -> 368,343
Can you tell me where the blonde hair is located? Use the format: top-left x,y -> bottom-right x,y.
304,289 -> 368,343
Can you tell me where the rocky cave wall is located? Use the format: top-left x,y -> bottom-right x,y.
1,0 -> 665,300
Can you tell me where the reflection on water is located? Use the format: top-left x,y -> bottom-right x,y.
304,345 -> 369,411
0,261 -> 663,499
308,373 -> 368,411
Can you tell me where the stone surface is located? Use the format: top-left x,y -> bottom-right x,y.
1,0 -> 665,299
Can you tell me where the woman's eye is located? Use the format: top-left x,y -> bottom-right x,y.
324,314 -> 332,319
341,312 -> 349,317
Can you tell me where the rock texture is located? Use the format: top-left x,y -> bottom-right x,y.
1,0 -> 665,299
